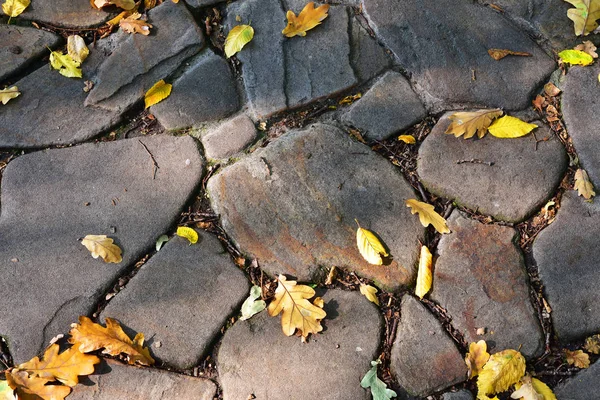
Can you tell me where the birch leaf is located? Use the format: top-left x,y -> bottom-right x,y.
466,340 -> 490,379
559,49 -> 595,65
445,109 -> 503,139
477,349 -> 526,397
0,86 -> 20,105
50,51 -> 82,79
67,35 -> 89,63
225,24 -> 254,58
81,235 -> 122,263
360,284 -> 380,306
176,226 -> 198,244
282,2 -> 329,38
488,116 -> 537,138
120,13 -> 153,36
563,0 -> 600,36
240,285 -> 266,320
145,80 -> 172,109
565,349 -> 590,368
415,245 -> 433,299
405,199 -> 450,234
355,220 -> 388,265
2,0 -> 30,17
360,359 -> 397,400
575,168 -> 595,199
6,370 -> 71,400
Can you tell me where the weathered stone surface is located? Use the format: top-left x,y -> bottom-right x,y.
431,212 -> 544,358
391,296 -> 466,396
218,290 -> 382,399
207,123 -> 424,290
554,360 -> 600,400
0,25 -> 60,83
101,231 -> 249,369
562,63 -> 600,186
533,191 -> 600,341
0,135 -> 203,363
69,359 -> 216,400
151,50 -> 240,130
342,71 -> 426,141
202,114 -> 257,159
21,0 -> 108,28
350,18 -> 391,82
362,0 -> 555,110
443,390 -> 474,400
417,114 -> 567,222
184,0 -> 222,8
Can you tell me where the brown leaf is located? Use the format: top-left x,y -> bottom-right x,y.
532,95 -> 546,112
565,349 -> 590,368
445,109 -> 503,139
584,334 -> 600,354
488,48 -> 532,60
575,168 -> 595,200
543,82 -> 561,97
282,2 -> 329,38
120,13 -> 152,35
92,0 -> 136,10
6,370 -> 71,400
574,40 -> 598,58
465,340 -> 490,379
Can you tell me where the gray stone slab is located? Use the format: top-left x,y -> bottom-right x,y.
202,114 -> 257,159
362,0 -> 555,110
417,113 -> 567,222
207,123 -> 424,290
342,71 -> 426,141
20,0 -> 108,28
554,360 -> 600,400
0,135 -> 203,363
218,289 -> 382,400
533,191 -> 600,342
101,231 -> 249,369
69,359 -> 216,400
431,212 -> 544,358
184,0 -> 222,8
443,390 -> 474,400
0,25 -> 60,83
151,50 -> 240,130
350,17 -> 391,82
391,296 -> 466,397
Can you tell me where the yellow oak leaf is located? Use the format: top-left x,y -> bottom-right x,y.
405,199 -> 450,234
2,0 -> 30,17
176,226 -> 198,244
466,340 -> 491,379
81,235 -> 122,263
92,0 -> 136,10
398,135 -> 416,144
282,2 -> 330,38
488,116 -> 537,138
267,275 -> 327,338
574,40 -> 598,58
564,0 -> 600,36
445,109 -> 504,139
6,370 -> 71,400
559,49 -> 595,65
69,316 -> 155,366
0,86 -> 20,105
67,35 -> 90,64
415,245 -> 433,299
565,349 -> 590,368
145,79 -> 172,109
355,219 -> 389,265
360,284 -> 380,306
225,24 -> 255,58
50,50 -> 82,79
477,349 -> 526,398
584,334 -> 600,354
120,13 -> 153,35
575,168 -> 595,199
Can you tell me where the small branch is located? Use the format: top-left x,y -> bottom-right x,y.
456,158 -> 494,166
138,140 -> 159,179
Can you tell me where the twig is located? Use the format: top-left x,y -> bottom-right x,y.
456,158 -> 494,166
138,140 -> 159,179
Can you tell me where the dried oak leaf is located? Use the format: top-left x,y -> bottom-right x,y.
574,40 -> 598,58
360,284 -> 380,306
282,2 -> 329,38
445,109 -> 503,139
120,13 -> 152,35
355,219 -> 388,265
575,168 -> 595,199
563,0 -> 600,36
2,0 -> 30,17
0,86 -> 20,105
565,349 -> 590,368
477,349 -> 526,397
405,199 -> 450,234
81,235 -> 122,263
584,334 -> 600,354
466,340 -> 490,379
6,370 -> 71,400
415,245 -> 433,299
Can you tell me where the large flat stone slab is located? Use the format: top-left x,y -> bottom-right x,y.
362,0 -> 555,110
533,191 -> 600,342
101,231 -> 249,369
207,123 -> 424,290
349,17 -> 391,82
218,289 -> 382,399
554,360 -> 600,400
431,212 -> 544,357
0,135 -> 203,363
20,0 -> 108,28
417,114 -> 567,222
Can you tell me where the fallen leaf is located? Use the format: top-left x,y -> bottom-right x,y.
81,235 -> 122,263
532,95 -> 545,112
574,40 -> 598,58
50,50 -> 82,78
224,24 -> 254,58
405,199 -> 450,234
0,86 -> 20,105
477,349 -> 526,397
144,79 -> 172,109
69,316 -> 155,366
155,234 -> 169,251
92,0 -> 136,10
445,109 -> 504,139
67,35 -> 89,63
488,116 -> 538,138
360,359 -> 397,400
563,0 -> 600,36
488,48 -> 532,61
267,275 -> 327,338
398,135 -> 416,144
0,381 -> 16,400
106,10 -> 134,26
466,340 -> 490,379
543,82 -> 561,97
584,334 -> 600,354
511,376 -> 544,400
559,49 -> 595,65
325,265 -> 337,285
360,284 -> 380,306
144,0 -> 156,9
355,219 -> 389,265
240,285 -> 267,320
282,1 -> 329,38
2,0 -> 30,17
575,168 -> 595,199
176,226 -> 198,244
565,349 -> 590,368
120,13 -> 152,35
339,93 -> 361,105
415,245 -> 433,299
6,370 -> 71,400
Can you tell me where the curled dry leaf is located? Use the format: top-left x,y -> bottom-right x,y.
563,0 -> 600,36
575,168 -> 596,199
465,340 -> 490,379
355,219 -> 389,265
398,135 -> 416,144
81,234 -> 122,263
50,50 -> 82,78
2,0 -> 30,17
477,349 -> 526,398
282,1 -> 330,38
405,199 -> 450,234
488,116 -> 537,138
543,82 -> 561,97
67,35 -> 90,63
574,40 -> 598,58
360,284 -> 380,306
584,334 -> 600,354
155,234 -> 169,251
559,49 -> 595,66
6,370 -> 71,400
120,13 -> 152,35
144,79 -> 172,108
415,245 -> 433,299
0,86 -> 20,105
487,48 -> 532,61
240,285 -> 267,320
565,349 -> 590,368
92,0 -> 136,10
176,226 -> 198,244
224,24 -> 254,58
445,109 -> 504,139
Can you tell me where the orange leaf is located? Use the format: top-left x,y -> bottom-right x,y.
282,2 -> 329,38
119,13 -> 152,35
488,48 -> 532,61
6,370 -> 71,400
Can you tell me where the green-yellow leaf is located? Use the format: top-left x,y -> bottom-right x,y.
282,2 -> 330,38
0,86 -> 20,105
405,199 -> 450,234
415,245 -> 433,299
488,116 -> 537,138
575,168 -> 595,199
67,35 -> 89,64
50,51 -> 82,78
225,24 -> 254,58
398,135 -> 416,144
360,359 -> 398,400
176,226 -> 198,244
81,235 -> 122,263
360,284 -> 380,306
559,49 -> 595,65
563,0 -> 600,36
445,109 -> 504,139
477,349 -> 526,397
356,219 -> 389,265
145,80 -> 172,109
2,0 -> 30,17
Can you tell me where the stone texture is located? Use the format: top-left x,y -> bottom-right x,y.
417,114 -> 567,222
362,0 -> 555,110
218,289 -> 382,400
391,296 -> 466,397
0,25 -> 60,83
202,114 -> 257,159
533,191 -> 600,341
184,0 -> 222,8
554,360 -> 600,400
207,123 -> 424,290
431,212 -> 544,358
100,231 -> 249,369
443,390 -> 474,400
0,135 -> 203,363
20,0 -> 108,28
151,50 -> 240,130
69,359 -> 217,400
342,71 -> 426,141
350,18 -> 391,82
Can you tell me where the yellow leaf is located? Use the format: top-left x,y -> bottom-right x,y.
67,35 -> 90,64
511,376 -> 543,400
445,109 -> 504,139
92,0 -> 136,10
488,116 -> 537,138
106,10 -> 133,26
565,349 -> 590,368
574,40 -> 598,58
584,334 -> 600,354
398,135 -> 416,144
405,199 -> 450,234
0,86 -> 20,105
355,219 -> 389,265
176,226 -> 198,244
120,13 -> 153,35
559,49 -> 595,65
477,349 -> 526,397
466,340 -> 491,379
575,168 -> 595,199
2,0 -> 30,17
225,24 -> 255,58
530,378 -> 557,400
81,235 -> 122,263
564,0 -> 600,36
6,370 -> 71,400
415,245 -> 433,299
144,79 -> 172,109
50,50 -> 82,79
360,284 -> 380,306
16,344 -> 99,387
69,316 -> 155,366
267,275 -> 327,338
282,2 -> 330,38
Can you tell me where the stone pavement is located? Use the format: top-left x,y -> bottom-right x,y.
1,0 -> 599,399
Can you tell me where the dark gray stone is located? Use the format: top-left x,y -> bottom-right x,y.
554,360 -> 600,400
202,114 -> 257,159
218,290 -> 382,400
342,71 -> 426,141
0,135 -> 203,363
0,25 -> 60,83
20,0 -> 108,28
443,390 -> 474,400
417,113 -> 567,222
68,359 -> 217,400
350,17 -> 391,82
362,0 -> 555,110
207,123 -> 424,290
391,296 -> 466,397
101,231 -> 249,369
151,50 -> 240,130
184,0 -> 222,8
533,191 -> 600,341
431,212 -> 544,358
